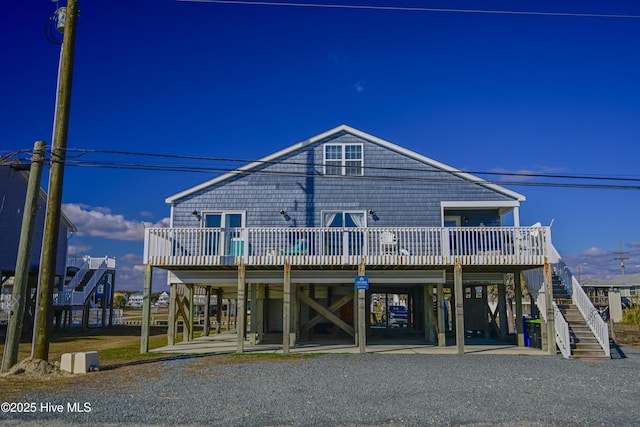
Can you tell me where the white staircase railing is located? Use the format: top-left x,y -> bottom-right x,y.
571,276 -> 610,357
65,256 -> 90,292
55,256 -> 115,307
55,257 -> 91,305
553,303 -> 572,358
70,257 -> 109,306
536,292 -> 571,358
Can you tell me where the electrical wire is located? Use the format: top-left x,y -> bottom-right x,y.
176,0 -> 640,20
3,147 -> 639,190
64,147 -> 640,183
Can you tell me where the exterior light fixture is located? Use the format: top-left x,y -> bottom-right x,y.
192,210 -> 199,217
368,210 -> 376,216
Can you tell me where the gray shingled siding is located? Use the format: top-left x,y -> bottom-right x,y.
0,167 -> 69,276
171,132 -> 514,228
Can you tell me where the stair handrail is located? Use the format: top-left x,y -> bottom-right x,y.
65,256 -> 91,290
553,302 -> 572,358
571,276 -> 610,357
536,291 -> 571,358
71,257 -> 108,306
550,247 -> 573,297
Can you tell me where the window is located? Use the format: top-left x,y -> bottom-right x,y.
324,143 -> 363,176
322,211 -> 366,256
322,211 -> 366,228
202,211 -> 245,256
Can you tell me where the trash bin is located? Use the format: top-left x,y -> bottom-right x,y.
525,318 -> 542,349
523,317 -> 530,347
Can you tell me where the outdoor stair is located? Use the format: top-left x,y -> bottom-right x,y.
552,275 -> 571,300
556,303 -> 609,360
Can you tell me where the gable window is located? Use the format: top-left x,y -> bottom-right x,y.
324,143 -> 363,176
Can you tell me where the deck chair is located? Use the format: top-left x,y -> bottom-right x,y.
285,238 -> 308,255
518,222 -> 542,254
380,231 -> 398,255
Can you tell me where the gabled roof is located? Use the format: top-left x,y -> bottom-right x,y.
166,125 -> 526,204
12,168 -> 77,232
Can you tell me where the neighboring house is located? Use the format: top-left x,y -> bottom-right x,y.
0,165 -> 75,282
142,125 -> 609,358
128,293 -> 144,308
581,273 -> 640,311
0,165 -> 76,330
156,291 -> 169,306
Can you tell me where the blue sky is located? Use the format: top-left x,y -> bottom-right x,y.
2,0 -> 640,290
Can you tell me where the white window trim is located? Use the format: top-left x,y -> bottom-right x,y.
323,143 -> 364,176
201,210 -> 246,228
321,210 -> 368,227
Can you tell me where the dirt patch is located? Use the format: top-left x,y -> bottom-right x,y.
614,324 -> 640,348
1,358 -> 70,378
0,361 -> 77,400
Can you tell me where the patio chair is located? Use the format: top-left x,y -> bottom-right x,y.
380,231 -> 398,255
518,222 -> 542,254
285,238 -> 308,255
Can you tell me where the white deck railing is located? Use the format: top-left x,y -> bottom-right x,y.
144,226 -> 551,267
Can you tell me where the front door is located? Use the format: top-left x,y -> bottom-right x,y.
203,212 -> 245,255
322,211 -> 366,256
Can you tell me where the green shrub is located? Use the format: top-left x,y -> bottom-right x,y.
622,306 -> 640,324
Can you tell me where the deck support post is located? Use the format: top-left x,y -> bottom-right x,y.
250,283 -> 257,344
358,260 -> 366,354
437,283 -> 446,347
203,286 -> 211,336
216,289 -> 222,334
236,262 -> 246,354
283,260 -> 291,354
187,284 -> 194,342
498,282 -> 508,339
424,284 -> 435,343
108,271 -> 116,327
454,259 -> 464,355
168,284 -> 176,346
140,263 -> 153,353
543,258 -> 556,355
515,272 -> 524,347
255,284 -> 265,344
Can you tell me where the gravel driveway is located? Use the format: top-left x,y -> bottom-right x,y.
2,347 -> 639,426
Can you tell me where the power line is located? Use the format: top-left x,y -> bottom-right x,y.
177,0 -> 640,20
0,149 -> 640,190
3,147 -> 640,190
51,147 -> 640,182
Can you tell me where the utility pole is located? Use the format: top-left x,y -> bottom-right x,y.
613,241 -> 630,276
1,142 -> 47,373
32,0 -> 79,361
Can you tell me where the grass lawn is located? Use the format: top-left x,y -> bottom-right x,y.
0,325 -> 171,400
0,324 -> 310,401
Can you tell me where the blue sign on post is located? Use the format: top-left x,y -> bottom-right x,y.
354,275 -> 369,290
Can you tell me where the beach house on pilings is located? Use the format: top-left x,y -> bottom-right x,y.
142,125 -> 610,358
